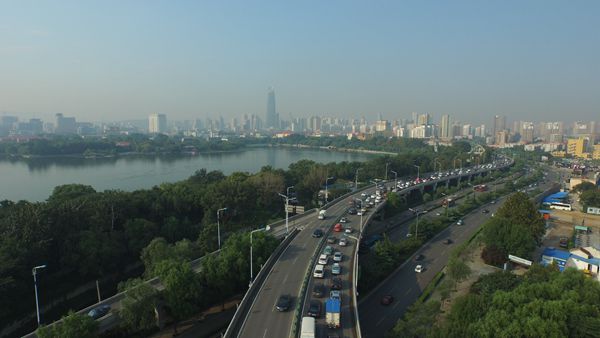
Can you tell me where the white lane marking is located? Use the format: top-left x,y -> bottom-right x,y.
262,328 -> 269,338
302,242 -> 307,249
404,288 -> 412,296
376,317 -> 385,326
293,256 -> 299,265
283,273 -> 289,284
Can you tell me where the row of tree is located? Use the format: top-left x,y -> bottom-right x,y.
573,182 -> 600,209
0,137 -> 484,332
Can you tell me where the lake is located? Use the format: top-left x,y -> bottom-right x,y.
0,147 -> 377,202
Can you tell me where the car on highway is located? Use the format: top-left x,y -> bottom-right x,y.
330,277 -> 342,290
88,304 -> 111,319
327,236 -> 336,244
324,245 -> 333,255
275,294 -> 292,311
380,295 -> 394,306
490,200 -> 496,204
344,226 -> 353,234
482,209 -> 490,214
313,265 -> 324,278
330,290 -> 341,302
307,300 -> 322,318
332,263 -> 341,275
443,239 -> 453,244
415,265 -> 423,273
357,209 -> 363,216
333,251 -> 343,262
318,254 -> 329,265
340,217 -> 349,223
339,238 -> 348,247
456,219 -> 464,225
436,212 -> 441,216
312,284 -> 325,297
348,208 -> 357,215
333,223 -> 343,232
414,254 -> 424,261
312,229 -> 323,238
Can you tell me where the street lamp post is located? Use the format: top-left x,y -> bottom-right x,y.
409,208 -> 421,238
278,190 -> 291,235
391,170 -> 398,189
250,226 -> 270,286
413,165 -> 420,180
217,208 -> 227,250
355,168 -> 361,190
434,158 -> 442,175
32,265 -> 47,327
385,162 -> 390,181
325,177 -> 334,204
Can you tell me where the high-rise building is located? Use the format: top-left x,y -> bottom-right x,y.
266,88 -> 279,129
148,113 -> 167,134
55,113 -> 77,134
440,114 -> 451,139
520,122 -> 535,143
493,115 -> 506,136
418,113 -> 431,126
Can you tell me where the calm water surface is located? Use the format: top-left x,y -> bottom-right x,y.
0,147 -> 376,202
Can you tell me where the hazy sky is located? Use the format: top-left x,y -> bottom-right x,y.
1,1 -> 598,125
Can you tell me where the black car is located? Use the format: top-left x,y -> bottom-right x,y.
312,229 -> 323,238
443,239 -> 452,245
307,300 -> 322,318
414,254 -> 425,261
348,208 -> 357,215
312,284 -> 325,297
88,304 -> 111,319
482,209 -> 490,214
275,294 -> 292,312
330,277 -> 342,290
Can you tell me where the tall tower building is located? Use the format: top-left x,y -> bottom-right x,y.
266,87 -> 278,129
149,113 -> 167,134
440,114 -> 451,139
493,115 -> 506,135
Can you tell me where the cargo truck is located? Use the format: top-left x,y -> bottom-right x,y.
325,298 -> 341,329
301,316 -> 315,338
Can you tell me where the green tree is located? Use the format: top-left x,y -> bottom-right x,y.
156,260 -> 202,324
446,257 -> 471,284
118,278 -> 159,332
388,301 -> 441,338
37,311 -> 98,338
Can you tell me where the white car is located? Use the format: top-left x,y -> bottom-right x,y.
339,238 -> 348,246
318,254 -> 328,265
357,210 -> 363,216
344,227 -> 353,234
415,265 -> 423,273
333,251 -> 343,262
313,264 -> 324,278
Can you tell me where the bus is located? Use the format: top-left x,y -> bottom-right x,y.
550,202 -> 572,211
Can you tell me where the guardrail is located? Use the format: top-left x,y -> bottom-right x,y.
223,228 -> 300,338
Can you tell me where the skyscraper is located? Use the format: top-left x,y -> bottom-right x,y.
149,113 -> 167,134
266,87 -> 278,129
493,115 -> 506,135
440,114 -> 451,139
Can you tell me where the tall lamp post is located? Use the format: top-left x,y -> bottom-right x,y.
32,264 -> 47,327
434,158 -> 442,175
250,226 -> 270,286
413,165 -> 420,180
391,170 -> 398,189
325,177 -> 334,203
385,162 -> 390,181
355,168 -> 361,190
217,207 -> 227,250
408,208 -> 422,238
279,185 -> 295,235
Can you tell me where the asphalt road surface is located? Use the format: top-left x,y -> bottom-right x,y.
358,175 -> 554,337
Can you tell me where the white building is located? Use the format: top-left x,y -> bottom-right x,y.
149,113 -> 167,134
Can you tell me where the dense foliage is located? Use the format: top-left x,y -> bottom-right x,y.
433,266 -> 600,338
481,192 -> 545,263
0,137 -> 487,333
573,182 -> 600,209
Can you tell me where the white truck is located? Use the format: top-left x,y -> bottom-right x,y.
318,209 -> 327,220
300,316 -> 315,338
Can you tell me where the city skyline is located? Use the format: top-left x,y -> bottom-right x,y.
1,1 -> 599,123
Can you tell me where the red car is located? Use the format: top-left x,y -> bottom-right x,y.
381,295 -> 394,305
333,223 -> 343,232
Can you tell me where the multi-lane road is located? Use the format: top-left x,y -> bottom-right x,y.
234,159 -> 511,338
358,170 -> 554,337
